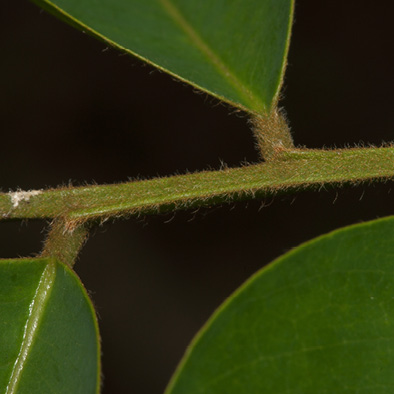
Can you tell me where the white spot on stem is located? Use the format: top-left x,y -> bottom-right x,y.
9,190 -> 43,208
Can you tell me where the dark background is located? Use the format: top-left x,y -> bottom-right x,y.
1,1 -> 393,393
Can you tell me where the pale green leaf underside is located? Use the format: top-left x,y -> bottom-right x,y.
0,258 -> 100,393
32,0 -> 294,113
166,216 -> 394,393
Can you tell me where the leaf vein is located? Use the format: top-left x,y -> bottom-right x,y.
5,261 -> 56,394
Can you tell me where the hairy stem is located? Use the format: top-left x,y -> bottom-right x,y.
0,147 -> 393,224
251,109 -> 294,159
41,219 -> 89,267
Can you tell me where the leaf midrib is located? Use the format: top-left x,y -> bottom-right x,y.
158,0 -> 264,112
5,261 -> 56,394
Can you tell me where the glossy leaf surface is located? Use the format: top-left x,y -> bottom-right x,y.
166,216 -> 394,393
0,257 -> 100,393
32,0 -> 294,114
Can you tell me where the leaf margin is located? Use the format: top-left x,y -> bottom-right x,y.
30,0 -> 295,114
0,256 -> 101,394
164,214 -> 394,393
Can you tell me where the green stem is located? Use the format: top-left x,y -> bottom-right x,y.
41,219 -> 89,267
1,147 -> 393,224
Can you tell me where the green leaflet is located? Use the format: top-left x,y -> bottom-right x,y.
166,216 -> 394,393
31,0 -> 294,114
0,258 -> 100,393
